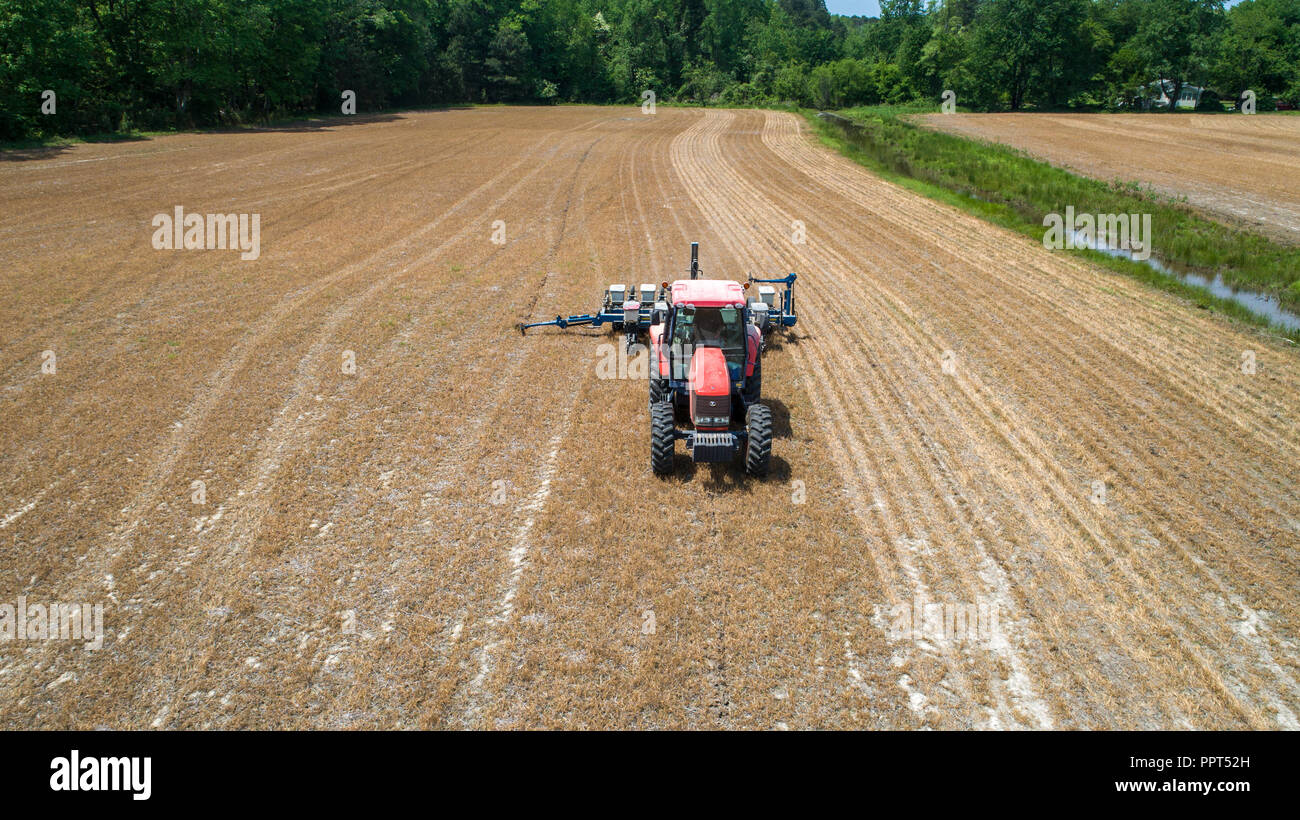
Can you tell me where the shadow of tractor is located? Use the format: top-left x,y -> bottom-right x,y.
665,452 -> 793,492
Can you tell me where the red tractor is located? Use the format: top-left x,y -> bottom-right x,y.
519,242 -> 797,478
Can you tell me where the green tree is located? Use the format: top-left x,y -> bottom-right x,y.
962,0 -> 1101,110
1129,0 -> 1223,106
1207,0 -> 1300,102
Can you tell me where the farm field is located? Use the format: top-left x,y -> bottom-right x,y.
914,112 -> 1300,244
1,106 -> 1297,729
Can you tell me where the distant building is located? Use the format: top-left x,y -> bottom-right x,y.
1132,79 -> 1206,110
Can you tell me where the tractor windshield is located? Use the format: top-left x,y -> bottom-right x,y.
675,307 -> 744,350
671,306 -> 746,380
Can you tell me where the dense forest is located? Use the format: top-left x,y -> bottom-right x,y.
2,0 -> 1298,140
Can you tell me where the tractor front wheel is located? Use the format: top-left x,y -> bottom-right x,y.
649,377 -> 668,405
651,401 -> 676,475
745,403 -> 772,478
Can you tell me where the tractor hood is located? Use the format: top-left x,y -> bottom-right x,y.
688,346 -> 732,429
688,346 -> 731,396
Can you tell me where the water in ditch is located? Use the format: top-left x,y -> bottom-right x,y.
1069,230 -> 1300,331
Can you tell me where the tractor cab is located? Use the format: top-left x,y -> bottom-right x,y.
658,278 -> 754,384
668,303 -> 748,380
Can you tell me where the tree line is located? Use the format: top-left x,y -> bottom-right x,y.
3,0 -> 1298,140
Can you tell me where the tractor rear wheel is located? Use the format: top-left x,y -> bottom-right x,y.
745,403 -> 772,478
651,401 -> 676,475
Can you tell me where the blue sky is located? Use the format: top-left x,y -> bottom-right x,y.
824,0 -> 1244,19
826,0 -> 881,15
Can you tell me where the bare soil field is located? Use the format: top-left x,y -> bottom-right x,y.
915,112 -> 1300,243
1,106 -> 1297,729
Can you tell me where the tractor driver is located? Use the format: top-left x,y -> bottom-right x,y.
694,308 -> 725,348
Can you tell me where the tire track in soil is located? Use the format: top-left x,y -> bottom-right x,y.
501,109 -> 899,732
446,110 -> 887,729
109,129 -> 618,727
304,118 -> 643,729
452,114 -> 765,729
453,130 -> 619,726
618,111 -> 903,728
232,117 -> 632,729
0,127 -> 492,500
0,115 -> 614,723
621,111 -> 906,729
672,109 -> 1037,728
78,119 -> 603,586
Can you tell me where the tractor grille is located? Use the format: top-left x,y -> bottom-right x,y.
691,432 -> 736,463
693,393 -> 731,427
